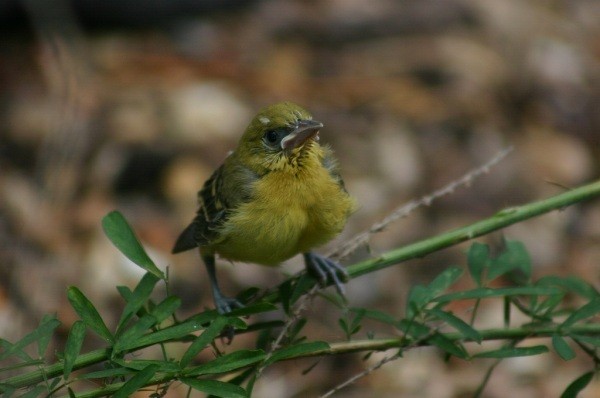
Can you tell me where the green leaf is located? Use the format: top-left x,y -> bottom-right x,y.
426,308 -> 482,343
78,367 -> 133,380
180,316 -> 230,367
561,298 -> 600,329
113,364 -> 159,398
349,309 -> 365,331
488,239 -> 532,282
113,314 -> 159,354
467,242 -> 489,286
537,275 -> 600,300
428,333 -> 469,359
535,293 -> 566,317
182,378 -> 247,398
351,308 -> 398,327
406,284 -> 429,317
0,385 -> 15,397
279,279 -> 293,315
265,341 -> 329,366
572,334 -> 600,348
223,367 -> 256,391
399,319 -> 468,358
151,296 -> 181,324
67,286 -> 113,343
405,268 -> 464,317
63,320 -> 86,379
286,318 -> 308,343
185,350 -> 266,376
552,334 -> 576,361
435,286 -> 561,303
227,302 -> 278,317
49,377 -> 62,390
20,385 -> 45,398
0,339 -> 33,362
0,317 -> 61,361
246,374 -> 257,397
561,371 -> 594,398
116,285 -> 133,301
473,345 -> 548,358
101,211 -> 165,279
37,314 -> 57,358
113,358 -> 180,372
235,287 -> 260,303
503,296 -> 511,327
0,358 -> 44,373
255,328 -> 274,351
290,274 -> 316,305
116,272 -> 160,335
125,312 -> 217,350
428,267 -> 464,297
397,318 -> 428,336
320,289 -> 347,308
338,318 -> 350,336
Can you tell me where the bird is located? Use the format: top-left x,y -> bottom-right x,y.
172,101 -> 356,314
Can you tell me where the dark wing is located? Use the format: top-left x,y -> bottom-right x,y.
172,162 -> 257,253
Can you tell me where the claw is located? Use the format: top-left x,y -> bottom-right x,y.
213,292 -> 243,343
214,294 -> 244,315
303,252 -> 348,296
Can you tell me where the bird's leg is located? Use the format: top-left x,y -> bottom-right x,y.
202,254 -> 244,314
303,252 -> 349,296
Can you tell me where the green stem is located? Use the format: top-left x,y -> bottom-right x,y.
347,179 -> 600,278
310,323 -> 600,357
54,323 -> 600,398
0,349 -> 110,392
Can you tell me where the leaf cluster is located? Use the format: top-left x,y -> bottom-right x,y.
2,197 -> 600,397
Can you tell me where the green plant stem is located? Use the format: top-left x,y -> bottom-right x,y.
0,348 -> 110,391
50,323 -> 600,398
312,323 -> 600,357
347,179 -> 600,278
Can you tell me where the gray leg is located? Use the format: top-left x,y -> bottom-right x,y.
202,254 -> 243,314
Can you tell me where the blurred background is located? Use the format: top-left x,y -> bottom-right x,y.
1,0 -> 599,396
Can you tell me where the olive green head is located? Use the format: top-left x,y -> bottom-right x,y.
234,102 -> 324,173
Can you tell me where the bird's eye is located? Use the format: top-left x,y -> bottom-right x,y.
264,130 -> 280,145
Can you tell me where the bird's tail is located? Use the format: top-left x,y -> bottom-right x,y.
172,222 -> 198,253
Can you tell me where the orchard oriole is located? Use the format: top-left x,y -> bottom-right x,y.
173,102 -> 356,313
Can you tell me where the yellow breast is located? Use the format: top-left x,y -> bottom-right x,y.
212,161 -> 355,266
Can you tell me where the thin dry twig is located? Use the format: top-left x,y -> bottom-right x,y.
328,146 -> 514,261
320,352 -> 399,398
255,284 -> 320,378
319,329 -> 439,398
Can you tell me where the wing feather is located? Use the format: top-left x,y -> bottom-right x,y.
172,161 -> 257,253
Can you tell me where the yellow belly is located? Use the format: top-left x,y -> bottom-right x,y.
212,166 -> 355,266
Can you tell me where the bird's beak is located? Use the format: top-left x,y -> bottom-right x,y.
280,119 -> 323,151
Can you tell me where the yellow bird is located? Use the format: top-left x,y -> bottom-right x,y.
172,102 -> 356,313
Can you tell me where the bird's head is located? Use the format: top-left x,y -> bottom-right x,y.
235,102 -> 324,173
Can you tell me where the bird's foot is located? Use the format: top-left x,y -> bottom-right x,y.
214,294 -> 244,315
303,252 -> 348,296
213,293 -> 244,343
